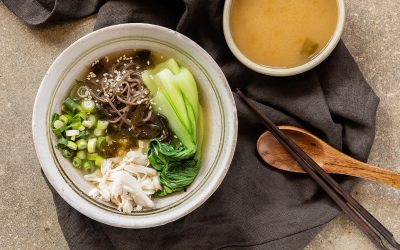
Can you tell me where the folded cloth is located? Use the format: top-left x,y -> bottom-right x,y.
3,0 -> 379,249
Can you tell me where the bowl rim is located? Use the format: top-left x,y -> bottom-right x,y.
32,23 -> 238,228
223,0 -> 346,77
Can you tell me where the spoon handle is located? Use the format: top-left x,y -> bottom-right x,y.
324,161 -> 400,189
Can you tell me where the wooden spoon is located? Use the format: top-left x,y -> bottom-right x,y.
257,125 -> 400,189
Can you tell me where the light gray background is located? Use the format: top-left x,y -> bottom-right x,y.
0,1 -> 399,249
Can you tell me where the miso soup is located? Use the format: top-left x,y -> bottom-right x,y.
230,0 -> 338,68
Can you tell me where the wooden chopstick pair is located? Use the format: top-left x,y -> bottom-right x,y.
236,89 -> 400,250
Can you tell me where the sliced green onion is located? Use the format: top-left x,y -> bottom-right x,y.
77,130 -> 89,139
82,120 -> 92,128
96,120 -> 109,130
69,122 -> 82,130
76,150 -> 87,160
63,97 -> 79,113
66,130 -> 79,137
82,115 -> 97,128
72,157 -> 82,168
80,99 -> 96,113
95,155 -> 104,167
76,139 -> 88,150
74,112 -> 88,120
96,136 -> 106,150
70,135 -> 76,141
56,137 -> 68,149
59,114 -> 72,124
53,120 -> 64,129
67,141 -> 77,151
68,115 -> 83,129
88,138 -> 96,153
52,123 -> 67,138
83,161 -> 95,172
51,113 -> 60,125
77,86 -> 89,98
87,153 -> 98,161
78,125 -> 85,131
61,148 -> 73,158
93,128 -> 105,137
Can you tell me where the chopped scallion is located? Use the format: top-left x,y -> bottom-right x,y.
88,138 -> 96,153
59,114 -> 72,124
95,155 -> 104,167
87,153 -> 98,161
74,112 -> 88,120
56,137 -> 68,149
53,120 -> 64,129
80,99 -> 96,113
51,113 -> 60,125
96,120 -> 109,130
93,128 -> 105,137
76,139 -> 88,150
52,123 -> 67,138
77,130 -> 89,139
76,150 -> 87,160
72,157 -> 82,168
69,122 -> 82,130
61,148 -> 73,158
63,97 -> 79,113
96,136 -> 106,150
66,130 -> 79,137
83,161 -> 95,172
82,115 -> 97,128
67,141 -> 77,151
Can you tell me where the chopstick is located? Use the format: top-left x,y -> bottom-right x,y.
236,89 -> 400,250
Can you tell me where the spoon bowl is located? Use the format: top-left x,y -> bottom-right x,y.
257,125 -> 400,189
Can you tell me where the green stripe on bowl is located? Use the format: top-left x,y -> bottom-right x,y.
46,36 -> 226,215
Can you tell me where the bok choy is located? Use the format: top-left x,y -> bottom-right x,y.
143,59 -> 203,196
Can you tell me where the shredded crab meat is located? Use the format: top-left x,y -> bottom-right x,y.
84,148 -> 161,213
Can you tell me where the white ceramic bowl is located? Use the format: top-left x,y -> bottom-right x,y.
223,0 -> 346,76
32,23 -> 237,228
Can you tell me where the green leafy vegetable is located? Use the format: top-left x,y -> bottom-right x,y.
143,59 -> 203,196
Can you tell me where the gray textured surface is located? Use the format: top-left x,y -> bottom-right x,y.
0,0 -> 399,249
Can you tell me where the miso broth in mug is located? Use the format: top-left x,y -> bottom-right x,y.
230,0 -> 338,68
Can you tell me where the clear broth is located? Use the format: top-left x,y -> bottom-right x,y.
230,0 -> 338,68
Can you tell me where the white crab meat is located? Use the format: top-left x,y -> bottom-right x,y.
83,150 -> 161,212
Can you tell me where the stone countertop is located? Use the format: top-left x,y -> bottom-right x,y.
0,1 -> 399,249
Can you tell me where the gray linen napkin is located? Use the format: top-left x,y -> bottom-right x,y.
3,0 -> 380,249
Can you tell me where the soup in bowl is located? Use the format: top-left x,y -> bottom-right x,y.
223,0 -> 345,76
32,23 -> 237,228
